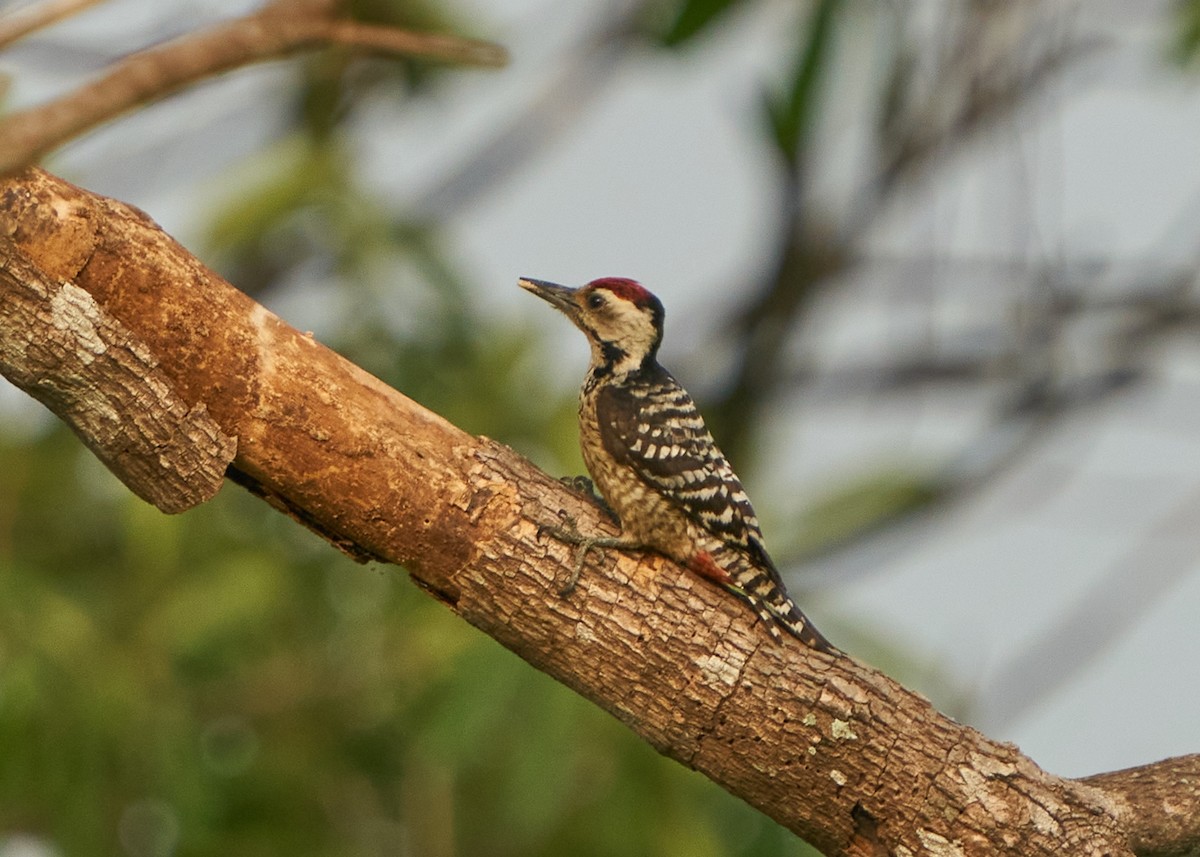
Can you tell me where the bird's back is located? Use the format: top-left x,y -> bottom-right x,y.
582,362 -> 834,651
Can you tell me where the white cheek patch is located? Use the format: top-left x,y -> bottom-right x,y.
606,302 -> 656,356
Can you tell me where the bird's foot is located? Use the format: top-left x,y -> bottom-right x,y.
536,511 -> 627,596
558,475 -> 618,522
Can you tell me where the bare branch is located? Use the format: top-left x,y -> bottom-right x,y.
0,244 -> 234,512
0,0 -> 107,49
1082,756 -> 1200,857
0,0 -> 506,176
2,167 -> 1198,856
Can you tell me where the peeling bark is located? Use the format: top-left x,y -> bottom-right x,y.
0,240 -> 234,512
1,167 -> 1198,856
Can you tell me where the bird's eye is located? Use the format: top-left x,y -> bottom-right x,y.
586,293 -> 605,309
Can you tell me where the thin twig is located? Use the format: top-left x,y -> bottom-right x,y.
324,20 -> 505,66
0,0 -> 108,50
0,0 -> 507,176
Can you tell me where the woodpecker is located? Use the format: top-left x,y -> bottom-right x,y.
520,276 -> 834,652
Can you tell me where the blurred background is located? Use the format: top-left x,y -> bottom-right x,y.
2,0 -> 1200,854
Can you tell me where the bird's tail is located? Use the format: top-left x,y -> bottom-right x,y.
720,548 -> 837,653
763,593 -> 837,653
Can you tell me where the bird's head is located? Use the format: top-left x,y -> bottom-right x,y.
519,276 -> 665,376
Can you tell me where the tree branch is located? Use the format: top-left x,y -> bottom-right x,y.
1,167 -> 1198,856
0,0 -> 108,49
0,0 -> 506,176
1082,756 -> 1200,857
0,243 -> 234,512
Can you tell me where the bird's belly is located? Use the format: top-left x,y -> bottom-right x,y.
580,431 -> 697,561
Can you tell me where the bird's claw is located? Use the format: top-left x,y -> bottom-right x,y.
535,509 -> 578,544
559,475 -> 597,496
535,511 -> 600,596
558,475 -> 618,521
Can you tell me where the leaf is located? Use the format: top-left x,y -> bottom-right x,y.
763,0 -> 841,164
1174,0 -> 1200,64
657,0 -> 749,47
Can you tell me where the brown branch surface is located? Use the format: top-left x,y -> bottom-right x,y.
1,167 -> 1198,856
0,0 -> 506,176
0,221 -> 234,511
1082,757 -> 1200,857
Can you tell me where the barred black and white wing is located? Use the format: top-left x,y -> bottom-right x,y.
595,365 -> 762,548
594,364 -> 834,651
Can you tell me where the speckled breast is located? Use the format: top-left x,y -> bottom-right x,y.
578,391 -> 701,562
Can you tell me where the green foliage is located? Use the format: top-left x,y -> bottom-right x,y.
653,0 -> 751,47
1174,0 -> 1200,63
0,425 -> 822,856
788,466 -> 942,560
763,0 -> 841,166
